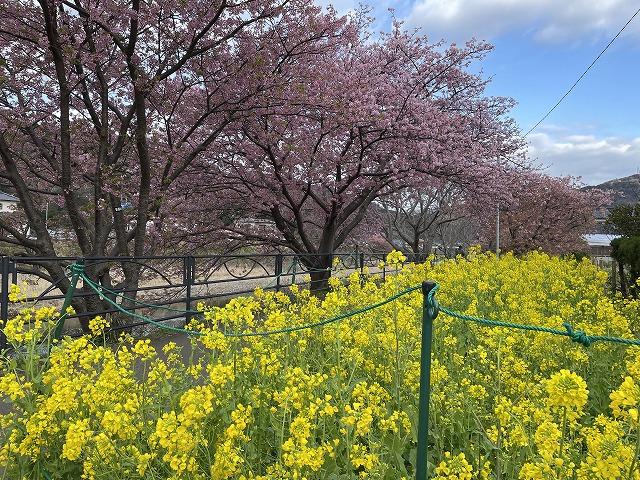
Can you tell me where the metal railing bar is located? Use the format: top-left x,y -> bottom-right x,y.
191,273 -> 277,286
20,282 -> 187,303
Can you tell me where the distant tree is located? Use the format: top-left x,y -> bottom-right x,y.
605,203 -> 640,237
606,203 -> 640,297
377,183 -> 467,261
477,173 -> 607,255
611,236 -> 640,297
434,217 -> 478,258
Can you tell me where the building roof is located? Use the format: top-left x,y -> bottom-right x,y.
584,233 -> 619,247
0,191 -> 18,202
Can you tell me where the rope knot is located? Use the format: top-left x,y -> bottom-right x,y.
427,297 -> 440,320
423,282 -> 440,320
69,263 -> 85,275
563,322 -> 592,347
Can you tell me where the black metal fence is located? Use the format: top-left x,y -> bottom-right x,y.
0,250 -> 402,347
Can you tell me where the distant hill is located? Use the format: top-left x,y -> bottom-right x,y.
584,173 -> 640,207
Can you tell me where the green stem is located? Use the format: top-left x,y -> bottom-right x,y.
495,337 -> 502,480
476,432 -> 481,479
393,285 -> 401,408
629,419 -> 640,479
558,407 -> 567,480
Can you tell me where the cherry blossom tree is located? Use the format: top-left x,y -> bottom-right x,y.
0,0 -> 530,303
476,173 -> 607,255
200,23 -> 524,289
0,0 -> 351,324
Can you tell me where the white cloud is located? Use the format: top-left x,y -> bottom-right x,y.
405,0 -> 640,43
528,130 -> 640,185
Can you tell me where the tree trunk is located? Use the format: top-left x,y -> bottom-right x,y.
307,254 -> 332,293
619,261 -> 628,297
411,231 -> 420,262
309,268 -> 332,293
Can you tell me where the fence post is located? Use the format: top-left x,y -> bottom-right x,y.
416,281 -> 438,480
611,260 -> 617,294
275,254 -> 283,292
10,259 -> 17,285
1,256 -> 9,322
359,252 -> 365,275
0,256 -> 10,349
291,256 -> 297,285
185,256 -> 194,323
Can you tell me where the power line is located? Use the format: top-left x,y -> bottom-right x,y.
524,7 -> 640,138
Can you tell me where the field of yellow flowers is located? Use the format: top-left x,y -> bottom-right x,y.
1,250 -> 640,479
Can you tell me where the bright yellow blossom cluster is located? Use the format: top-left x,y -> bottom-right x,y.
88,315 -> 110,336
8,283 -> 27,303
1,250 -> 640,478
433,452 -> 473,480
545,369 -> 589,420
384,249 -> 407,266
2,305 -> 57,343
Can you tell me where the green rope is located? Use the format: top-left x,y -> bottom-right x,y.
66,262 -> 640,347
439,305 -> 640,347
68,263 -> 85,275
80,274 -> 203,336
224,285 -> 421,337
70,261 -> 344,319
55,263 -> 83,339
79,269 -> 421,338
86,279 -> 200,314
427,285 -> 640,347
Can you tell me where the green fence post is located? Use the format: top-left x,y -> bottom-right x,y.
416,281 -> 439,480
54,261 -> 83,339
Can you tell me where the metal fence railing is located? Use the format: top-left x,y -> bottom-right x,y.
0,251 -> 616,345
0,250 -> 414,347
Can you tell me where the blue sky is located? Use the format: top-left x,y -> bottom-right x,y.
323,0 -> 640,185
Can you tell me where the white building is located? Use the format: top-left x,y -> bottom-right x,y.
584,233 -> 619,268
584,233 -> 619,249
0,191 -> 18,213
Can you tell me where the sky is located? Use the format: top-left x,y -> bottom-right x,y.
322,0 -> 640,185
